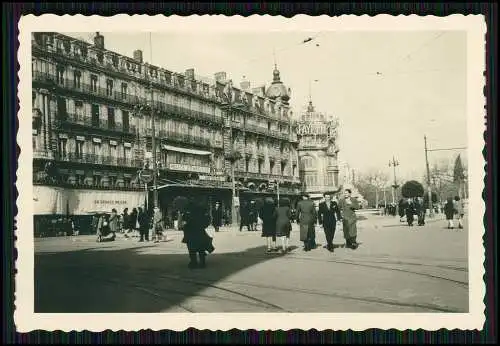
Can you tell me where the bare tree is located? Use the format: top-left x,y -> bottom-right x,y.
356,169 -> 390,208
429,157 -> 468,202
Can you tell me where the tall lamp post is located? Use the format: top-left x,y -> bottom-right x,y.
220,91 -> 244,227
389,156 -> 399,215
135,32 -> 158,209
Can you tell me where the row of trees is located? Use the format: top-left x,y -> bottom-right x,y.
354,155 -> 467,208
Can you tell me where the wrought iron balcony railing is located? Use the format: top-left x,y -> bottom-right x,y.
54,112 -> 137,135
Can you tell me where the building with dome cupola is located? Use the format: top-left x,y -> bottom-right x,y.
296,98 -> 340,199
265,64 -> 292,105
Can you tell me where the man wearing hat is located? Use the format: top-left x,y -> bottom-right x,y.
296,193 -> 317,251
212,201 -> 223,232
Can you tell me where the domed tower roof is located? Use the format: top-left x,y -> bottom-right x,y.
265,64 -> 291,104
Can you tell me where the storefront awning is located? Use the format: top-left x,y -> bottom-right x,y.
162,145 -> 212,156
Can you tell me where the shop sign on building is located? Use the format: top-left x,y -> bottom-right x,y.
169,163 -> 210,174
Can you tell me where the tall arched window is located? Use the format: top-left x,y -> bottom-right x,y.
301,156 -> 316,170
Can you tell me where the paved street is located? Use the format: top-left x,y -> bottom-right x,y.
35,213 -> 468,313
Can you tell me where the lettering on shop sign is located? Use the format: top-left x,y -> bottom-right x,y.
94,200 -> 128,205
297,121 -> 337,137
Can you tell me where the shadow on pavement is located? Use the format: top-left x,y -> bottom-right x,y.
35,244 -> 277,313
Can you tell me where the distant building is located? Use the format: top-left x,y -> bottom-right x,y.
31,32 -> 300,230
296,100 -> 340,199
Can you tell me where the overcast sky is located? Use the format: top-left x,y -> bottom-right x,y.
64,30 -> 468,182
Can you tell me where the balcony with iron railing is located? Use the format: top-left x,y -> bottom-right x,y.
33,150 -> 55,160
151,129 -> 213,148
55,152 -> 142,168
54,112 -> 137,135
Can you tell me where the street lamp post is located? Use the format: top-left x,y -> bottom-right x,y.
388,156 -> 400,215
150,82 -> 158,208
424,136 -> 433,217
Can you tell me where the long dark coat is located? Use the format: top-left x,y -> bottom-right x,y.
182,204 -> 215,254
296,199 -> 317,241
275,206 -> 292,237
212,206 -> 223,227
444,200 -> 456,220
260,202 -> 277,237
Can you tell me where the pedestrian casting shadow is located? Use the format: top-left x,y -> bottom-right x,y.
35,244 -> 280,313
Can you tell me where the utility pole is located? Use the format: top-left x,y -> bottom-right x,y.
388,156 -> 399,206
388,156 -> 400,216
149,32 -> 158,208
424,135 -> 433,217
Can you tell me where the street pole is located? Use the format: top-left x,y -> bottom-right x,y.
231,161 -> 238,226
424,135 -> 433,217
389,156 -> 399,214
147,32 -> 158,209
150,82 -> 158,209
277,179 -> 280,206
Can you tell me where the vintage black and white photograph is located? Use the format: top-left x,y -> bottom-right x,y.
16,14 -> 485,331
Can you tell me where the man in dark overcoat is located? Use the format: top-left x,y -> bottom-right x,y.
318,192 -> 342,252
296,193 -> 317,251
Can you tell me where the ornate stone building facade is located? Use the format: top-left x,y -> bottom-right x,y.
31,32 -> 300,229
297,100 -> 340,198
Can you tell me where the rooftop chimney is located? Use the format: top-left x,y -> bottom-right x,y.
214,71 -> 227,83
94,32 -> 104,49
185,68 -> 195,80
133,50 -> 143,63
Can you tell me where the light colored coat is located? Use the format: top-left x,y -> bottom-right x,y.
338,197 -> 360,240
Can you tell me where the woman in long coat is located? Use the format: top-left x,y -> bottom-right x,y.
275,198 -> 292,254
444,197 -> 456,229
454,196 -> 465,229
260,197 -> 277,252
182,200 -> 215,269
108,208 -> 118,235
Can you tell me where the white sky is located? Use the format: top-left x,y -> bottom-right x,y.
63,30 -> 467,181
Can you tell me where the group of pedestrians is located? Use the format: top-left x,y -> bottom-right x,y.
259,189 -> 361,254
96,206 -> 167,243
400,197 -> 427,227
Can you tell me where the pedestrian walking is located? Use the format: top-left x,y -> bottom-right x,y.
318,192 -> 341,253
182,200 -> 215,269
108,208 -> 118,235
249,200 -> 258,231
444,197 -> 456,229
338,189 -> 360,249
275,198 -> 292,254
137,207 -> 149,241
406,199 -> 416,227
129,208 -> 138,238
296,193 -> 317,251
152,207 -> 164,243
260,197 -> 277,253
122,208 -> 130,237
239,201 -> 251,232
454,196 -> 465,229
212,201 -> 223,232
